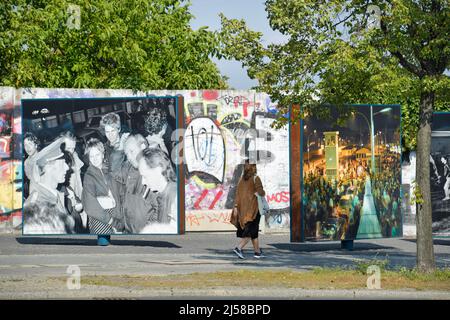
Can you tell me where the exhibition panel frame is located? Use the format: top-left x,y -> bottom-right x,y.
21,96 -> 185,235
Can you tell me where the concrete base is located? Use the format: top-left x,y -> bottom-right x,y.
341,240 -> 354,251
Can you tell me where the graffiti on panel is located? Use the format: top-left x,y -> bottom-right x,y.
0,136 -> 11,158
0,160 -> 22,214
0,87 -> 22,229
185,117 -> 226,185
184,90 -> 290,231
252,111 -> 290,229
184,94 -> 245,229
186,210 -> 234,231
217,94 -> 259,118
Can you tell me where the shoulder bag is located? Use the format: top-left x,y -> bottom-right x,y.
254,176 -> 270,216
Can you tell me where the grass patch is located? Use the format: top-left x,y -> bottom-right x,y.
354,258 -> 389,274
397,267 -> 450,281
52,267 -> 450,291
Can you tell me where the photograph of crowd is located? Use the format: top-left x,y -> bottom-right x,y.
431,112 -> 450,237
22,97 -> 179,235
302,105 -> 402,241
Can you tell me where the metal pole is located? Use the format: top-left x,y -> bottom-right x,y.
308,135 -> 310,172
370,106 -> 375,175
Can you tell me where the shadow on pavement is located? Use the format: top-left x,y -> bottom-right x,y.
198,243 -> 450,270
15,237 -> 181,248
402,238 -> 450,246
267,241 -> 395,252
196,248 -> 389,270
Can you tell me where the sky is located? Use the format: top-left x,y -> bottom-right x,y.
189,0 -> 286,89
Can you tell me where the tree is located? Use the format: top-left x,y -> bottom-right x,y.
0,0 -> 228,90
220,0 -> 449,272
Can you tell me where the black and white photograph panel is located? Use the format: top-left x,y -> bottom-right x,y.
22,97 -> 179,235
431,112 -> 450,237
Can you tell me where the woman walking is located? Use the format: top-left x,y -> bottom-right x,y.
232,160 -> 266,259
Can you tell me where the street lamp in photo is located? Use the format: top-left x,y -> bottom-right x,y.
307,129 -> 317,172
352,106 -> 392,175
376,131 -> 382,169
371,107 -> 392,174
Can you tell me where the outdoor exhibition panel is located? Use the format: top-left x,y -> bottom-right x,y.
21,96 -> 183,235
301,105 -> 402,241
431,112 -> 450,237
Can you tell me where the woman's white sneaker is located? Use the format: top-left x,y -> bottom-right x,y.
233,247 -> 245,259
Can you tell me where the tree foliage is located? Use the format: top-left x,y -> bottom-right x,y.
0,0 -> 228,90
219,0 -> 449,151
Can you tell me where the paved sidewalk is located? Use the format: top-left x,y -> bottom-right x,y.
0,233 -> 449,299
1,233 -> 450,274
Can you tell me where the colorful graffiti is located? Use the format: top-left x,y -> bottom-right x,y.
186,210 -> 233,231
0,160 -> 22,212
185,117 -> 226,185
0,87 -> 22,231
183,90 -> 290,231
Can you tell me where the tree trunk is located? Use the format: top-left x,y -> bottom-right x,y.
415,90 -> 436,273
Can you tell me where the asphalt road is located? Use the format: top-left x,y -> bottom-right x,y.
0,233 -> 449,299
1,233 -> 450,276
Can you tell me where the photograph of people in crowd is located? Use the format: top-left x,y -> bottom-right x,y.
302,105 -> 402,241
430,112 -> 450,237
22,97 -> 179,235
